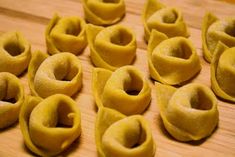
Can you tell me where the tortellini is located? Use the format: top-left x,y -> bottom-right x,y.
19,94 -> 81,156
148,30 -> 201,85
82,0 -> 125,25
211,42 -> 235,102
46,14 -> 87,55
28,51 -> 82,98
95,107 -> 156,157
142,0 -> 189,42
0,31 -> 31,76
156,82 -> 219,141
92,66 -> 151,115
87,24 -> 137,71
202,12 -> 235,63
0,72 -> 24,129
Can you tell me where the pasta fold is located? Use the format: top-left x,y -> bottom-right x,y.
0,31 -> 31,75
19,94 -> 81,156
46,14 -> 87,55
0,72 -> 24,129
86,24 -> 136,71
156,82 -> 219,141
28,51 -> 82,98
202,12 -> 235,62
82,0 -> 125,25
148,30 -> 201,85
142,0 -> 189,42
95,107 -> 156,157
92,66 -> 151,115
211,42 -> 235,102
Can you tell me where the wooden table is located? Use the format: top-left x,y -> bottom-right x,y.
0,0 -> 235,156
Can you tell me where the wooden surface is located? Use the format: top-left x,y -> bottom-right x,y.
0,0 -> 235,156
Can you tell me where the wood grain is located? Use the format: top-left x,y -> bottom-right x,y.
0,0 -> 235,156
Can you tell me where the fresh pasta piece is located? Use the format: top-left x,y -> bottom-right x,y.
0,72 -> 24,129
92,66 -> 151,115
142,0 -> 189,42
19,94 -> 81,156
28,51 -> 82,98
0,31 -> 31,75
46,14 -> 87,55
82,0 -> 125,25
202,12 -> 235,63
156,82 -> 219,141
148,30 -> 201,85
211,42 -> 235,102
95,107 -> 156,157
86,24 -> 136,71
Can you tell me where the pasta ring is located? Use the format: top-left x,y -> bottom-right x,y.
0,72 -> 24,129
92,66 -> 151,115
156,82 -> 219,141
0,31 -> 31,75
28,51 -> 82,98
46,14 -> 87,55
202,12 -> 235,63
19,94 -> 81,156
86,24 -> 136,71
82,0 -> 125,25
142,0 -> 189,42
148,30 -> 201,85
211,42 -> 235,102
95,107 -> 156,157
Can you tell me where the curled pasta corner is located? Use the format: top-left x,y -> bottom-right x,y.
19,94 -> 81,156
92,66 -> 151,115
0,31 -> 31,75
202,12 -> 219,62
211,42 -> 235,102
95,107 -> 156,157
28,51 -> 82,98
142,0 -> 189,42
82,0 -> 125,25
0,72 -> 24,129
45,14 -> 87,55
156,82 -> 219,141
28,50 -> 48,97
86,24 -> 136,71
148,30 -> 201,85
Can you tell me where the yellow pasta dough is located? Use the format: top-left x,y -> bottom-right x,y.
86,24 -> 137,71
92,66 -> 151,115
82,0 -> 125,25
211,42 -> 235,102
156,82 -> 219,141
202,12 -> 235,63
95,107 -> 156,157
142,0 -> 189,42
0,31 -> 31,75
28,51 -> 82,98
19,94 -> 81,156
0,72 -> 24,129
46,14 -> 87,55
148,30 -> 201,85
